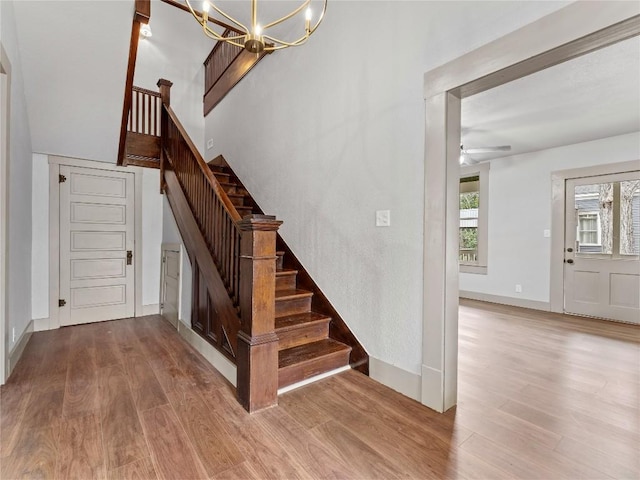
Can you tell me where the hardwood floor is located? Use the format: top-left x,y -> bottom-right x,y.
1,301 -> 638,479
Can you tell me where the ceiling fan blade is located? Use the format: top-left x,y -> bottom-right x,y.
462,145 -> 511,154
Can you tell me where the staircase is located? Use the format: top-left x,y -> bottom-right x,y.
208,163 -> 353,389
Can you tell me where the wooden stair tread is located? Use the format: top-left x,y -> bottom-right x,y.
275,289 -> 313,301
275,312 -> 330,332
278,339 -> 351,369
275,269 -> 298,277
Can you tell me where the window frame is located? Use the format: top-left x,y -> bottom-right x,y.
577,211 -> 601,247
459,162 -> 489,275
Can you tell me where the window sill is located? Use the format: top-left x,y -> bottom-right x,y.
460,264 -> 487,275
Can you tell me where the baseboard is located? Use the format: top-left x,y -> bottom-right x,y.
369,357 -> 421,402
142,304 -> 160,316
33,317 -> 50,332
162,313 -> 179,329
8,320 -> 34,377
176,322 -> 237,387
459,290 -> 550,311
278,365 -> 351,395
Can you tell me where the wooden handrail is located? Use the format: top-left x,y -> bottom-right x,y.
160,0 -> 243,34
163,106 -> 241,223
117,0 -> 151,166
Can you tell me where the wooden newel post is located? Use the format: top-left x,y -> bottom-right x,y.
157,78 -> 172,193
236,214 -> 282,412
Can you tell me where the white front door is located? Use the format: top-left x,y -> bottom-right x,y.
160,246 -> 180,328
59,166 -> 135,326
564,171 -> 640,324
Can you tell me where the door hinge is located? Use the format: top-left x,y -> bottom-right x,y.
59,299 -> 67,307
59,174 -> 67,183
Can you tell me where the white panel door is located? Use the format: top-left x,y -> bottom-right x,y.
160,247 -> 180,327
59,166 -> 135,326
565,171 -> 640,324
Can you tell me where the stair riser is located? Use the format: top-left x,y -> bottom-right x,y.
276,297 -> 311,317
213,173 -> 231,182
278,349 -> 351,388
229,196 -> 246,207
276,274 -> 297,291
278,321 -> 329,351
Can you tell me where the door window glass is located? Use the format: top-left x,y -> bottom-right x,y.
620,180 -> 640,256
574,183 -> 613,254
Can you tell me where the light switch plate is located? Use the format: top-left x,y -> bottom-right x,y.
376,210 -> 391,227
543,229 -> 551,238
207,139 -> 214,149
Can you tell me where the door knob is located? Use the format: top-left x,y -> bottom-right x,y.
566,259 -> 574,264
566,247 -> 573,253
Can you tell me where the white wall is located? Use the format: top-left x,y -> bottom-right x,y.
204,1 -> 570,376
31,153 -> 49,320
162,197 -> 192,325
134,0 -> 213,152
142,168 -> 163,306
1,0 -> 33,350
460,131 -> 640,304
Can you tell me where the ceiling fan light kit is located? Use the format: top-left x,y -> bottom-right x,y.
459,144 -> 511,165
185,0 -> 327,54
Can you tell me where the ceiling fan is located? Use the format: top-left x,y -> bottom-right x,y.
459,144 -> 511,165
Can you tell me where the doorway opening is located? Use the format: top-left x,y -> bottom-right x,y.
422,4 -> 640,412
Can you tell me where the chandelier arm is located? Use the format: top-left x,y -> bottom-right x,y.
201,28 -> 246,48
262,0 -> 311,30
262,33 -> 310,48
207,2 -> 250,34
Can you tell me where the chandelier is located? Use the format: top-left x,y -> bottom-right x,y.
185,0 -> 327,54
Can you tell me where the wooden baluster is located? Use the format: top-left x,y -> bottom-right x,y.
157,79 -> 172,193
236,215 -> 282,412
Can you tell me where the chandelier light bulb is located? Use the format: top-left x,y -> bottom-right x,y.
185,0 -> 327,53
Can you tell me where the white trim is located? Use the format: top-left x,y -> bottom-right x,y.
33,317 -> 50,332
7,320 -> 33,378
459,291 -> 551,312
369,357 -> 421,402
422,3 -> 640,413
47,156 -> 145,330
135,170 -> 143,317
0,43 -> 11,384
175,321 -> 237,387
277,365 -> 351,395
549,160 -> 640,313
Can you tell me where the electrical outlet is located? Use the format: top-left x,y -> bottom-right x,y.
515,284 -> 522,293
543,229 -> 551,238
376,210 -> 391,227
206,139 -> 214,149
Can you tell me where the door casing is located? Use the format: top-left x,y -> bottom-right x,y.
47,156 -> 145,331
422,3 -> 640,412
0,44 -> 11,384
550,160 -> 640,315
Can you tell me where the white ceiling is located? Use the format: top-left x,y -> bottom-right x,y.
461,35 -> 640,163
12,0 -> 133,162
